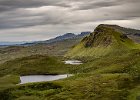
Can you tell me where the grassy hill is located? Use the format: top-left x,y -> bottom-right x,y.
101,24 -> 140,43
66,24 -> 140,59
0,55 -> 71,92
1,49 -> 140,100
0,55 -> 71,76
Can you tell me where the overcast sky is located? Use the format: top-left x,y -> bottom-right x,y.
0,0 -> 140,42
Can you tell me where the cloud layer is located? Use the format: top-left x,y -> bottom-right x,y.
0,0 -> 140,41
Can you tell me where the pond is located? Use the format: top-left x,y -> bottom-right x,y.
20,74 -> 72,84
64,60 -> 83,65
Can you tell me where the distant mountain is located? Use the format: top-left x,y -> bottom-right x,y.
22,32 -> 91,46
77,32 -> 91,37
0,42 -> 28,46
0,32 -> 90,46
44,33 -> 76,44
41,32 -> 91,44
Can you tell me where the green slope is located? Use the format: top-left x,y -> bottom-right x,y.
0,55 -> 71,76
0,38 -> 81,64
66,24 -> 140,58
1,50 -> 140,100
0,24 -> 140,100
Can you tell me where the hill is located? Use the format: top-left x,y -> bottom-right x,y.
36,32 -> 91,44
0,32 -> 90,47
0,24 -> 140,100
103,24 -> 140,43
0,38 -> 81,64
0,42 -> 27,46
0,55 -> 71,76
0,32 -> 90,64
66,24 -> 140,58
22,32 -> 91,46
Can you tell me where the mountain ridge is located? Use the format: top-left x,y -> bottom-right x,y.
0,32 -> 91,46
21,32 -> 91,46
66,24 -> 140,58
100,24 -> 140,43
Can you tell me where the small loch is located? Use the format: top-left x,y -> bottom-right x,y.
20,74 -> 72,84
64,60 -> 83,65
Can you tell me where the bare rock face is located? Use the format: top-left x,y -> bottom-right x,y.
82,24 -> 135,48
84,24 -> 113,48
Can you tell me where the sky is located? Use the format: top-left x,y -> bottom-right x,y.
0,0 -> 140,42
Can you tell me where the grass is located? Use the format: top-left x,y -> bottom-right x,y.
0,82 -> 62,100
0,48 -> 140,100
0,25 -> 140,100
0,55 -> 72,76
127,85 -> 140,100
0,38 -> 81,64
0,73 -> 134,100
65,25 -> 140,59
0,75 -> 19,91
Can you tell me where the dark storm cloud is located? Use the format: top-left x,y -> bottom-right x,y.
0,0 -> 140,41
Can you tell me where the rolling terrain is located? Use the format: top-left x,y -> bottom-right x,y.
0,24 -> 140,100
0,37 -> 81,64
0,32 -> 90,64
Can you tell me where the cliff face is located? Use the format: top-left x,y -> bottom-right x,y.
66,24 -> 139,58
83,24 -> 132,47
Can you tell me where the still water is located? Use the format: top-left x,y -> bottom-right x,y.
64,60 -> 83,65
20,74 -> 72,84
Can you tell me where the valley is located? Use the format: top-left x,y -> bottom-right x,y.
0,24 -> 140,100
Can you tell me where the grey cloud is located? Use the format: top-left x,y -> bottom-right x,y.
0,6 -> 69,29
73,1 -> 120,10
72,0 -> 140,10
0,2 -> 140,30
0,0 -> 140,41
0,0 -> 70,12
